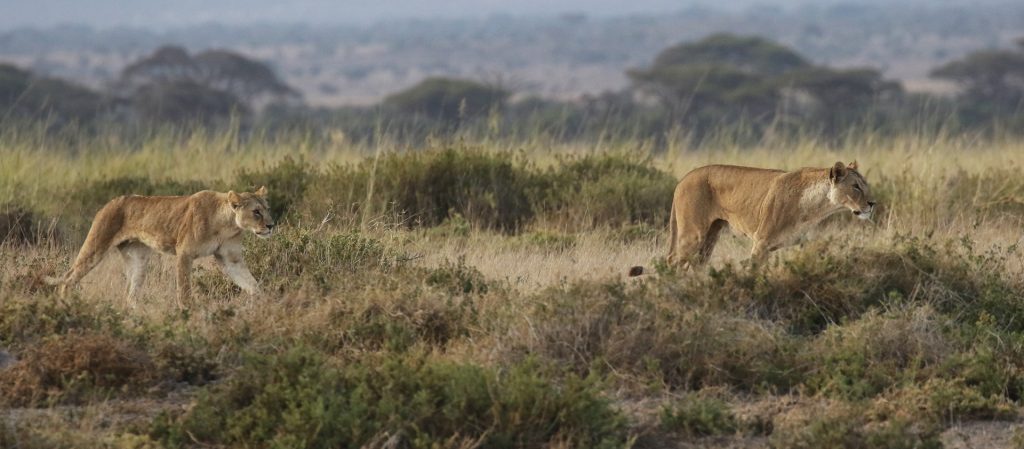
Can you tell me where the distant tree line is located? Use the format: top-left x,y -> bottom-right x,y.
0,45 -> 297,127
2,34 -> 1023,140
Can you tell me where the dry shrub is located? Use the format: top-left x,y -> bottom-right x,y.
289,279 -> 482,355
869,378 -> 1017,426
0,333 -> 156,406
770,400 -> 942,449
520,281 -> 798,391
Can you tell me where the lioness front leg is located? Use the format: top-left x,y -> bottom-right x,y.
175,254 -> 194,309
215,244 -> 260,295
750,240 -> 777,265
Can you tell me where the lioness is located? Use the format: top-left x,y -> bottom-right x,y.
48,187 -> 275,308
629,161 -> 874,275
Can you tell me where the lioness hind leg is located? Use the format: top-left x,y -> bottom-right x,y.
117,241 -> 151,308
61,233 -> 119,297
668,230 -> 706,270
697,220 -> 728,265
668,213 -> 723,270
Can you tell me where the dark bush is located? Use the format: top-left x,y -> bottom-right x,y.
302,149 -> 677,232
235,155 -> 312,220
305,147 -> 535,231
0,204 -> 56,245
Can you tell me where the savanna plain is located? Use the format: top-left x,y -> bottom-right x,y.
3,128 -> 1024,448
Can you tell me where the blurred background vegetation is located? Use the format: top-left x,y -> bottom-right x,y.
3,2 -> 1024,145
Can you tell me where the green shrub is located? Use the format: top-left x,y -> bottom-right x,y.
770,403 -> 942,449
948,322 -> 1024,401
516,229 -> 577,250
305,147 -> 535,232
806,306 -> 951,399
152,348 -> 628,449
612,223 -> 660,244
660,394 -> 738,437
869,378 -> 1017,426
0,294 -> 124,348
152,340 -> 218,385
534,153 -> 677,228
301,149 -> 678,232
296,282 -> 480,354
424,257 -> 490,295
685,236 -> 1024,335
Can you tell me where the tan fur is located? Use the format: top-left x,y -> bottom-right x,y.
631,161 -> 875,275
47,187 -> 275,309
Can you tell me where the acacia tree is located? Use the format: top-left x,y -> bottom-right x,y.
131,80 -> 247,124
0,64 -> 105,124
628,34 -> 806,119
776,67 -> 901,132
118,46 -> 297,123
383,77 -> 508,123
930,40 -> 1024,125
193,50 -> 297,102
628,33 -> 901,133
119,46 -> 199,89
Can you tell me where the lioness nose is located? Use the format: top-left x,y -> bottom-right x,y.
266,223 -> 275,229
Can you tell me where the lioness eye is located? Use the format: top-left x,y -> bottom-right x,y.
254,210 -> 262,217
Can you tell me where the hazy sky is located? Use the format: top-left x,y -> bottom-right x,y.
0,0 -> 951,30
3,0 -> 1010,30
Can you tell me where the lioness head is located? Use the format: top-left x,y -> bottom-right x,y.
829,161 -> 876,220
228,186 -> 275,238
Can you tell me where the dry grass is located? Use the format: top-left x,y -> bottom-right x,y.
0,333 -> 156,407
3,130 -> 1024,448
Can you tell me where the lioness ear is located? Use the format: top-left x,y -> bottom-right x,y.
228,191 -> 242,209
847,160 -> 859,171
256,186 -> 268,198
830,161 -> 848,182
